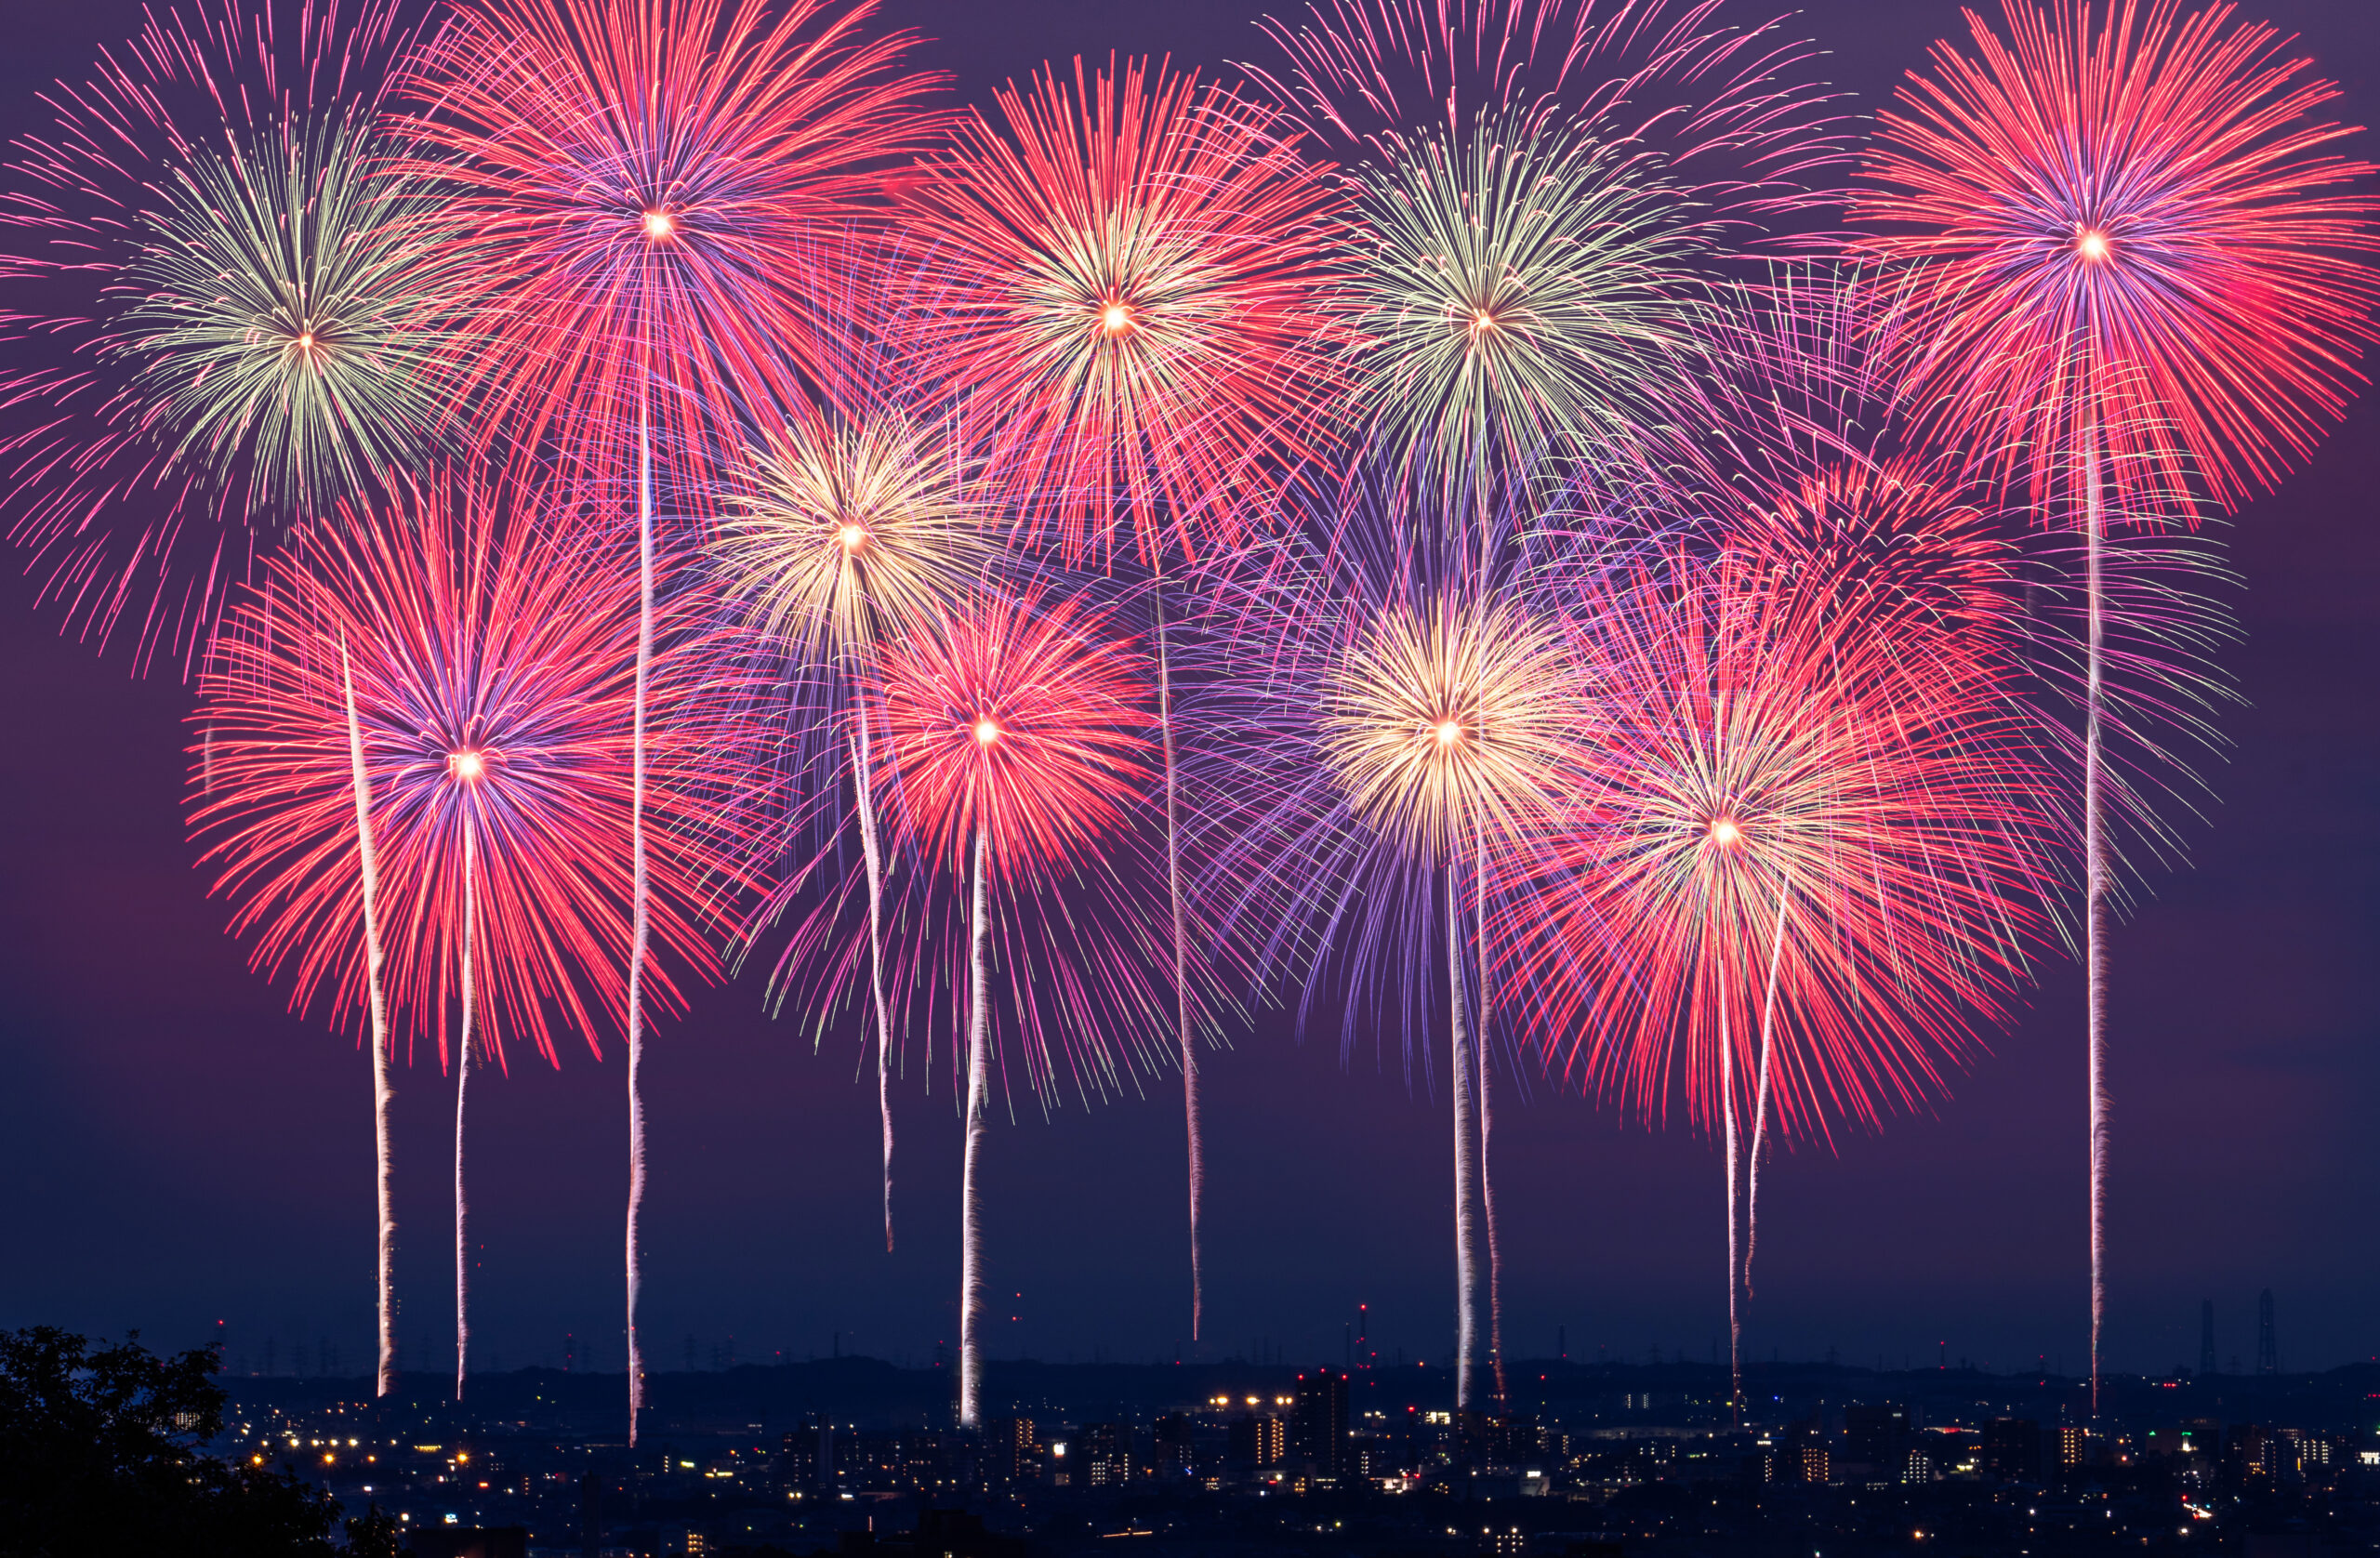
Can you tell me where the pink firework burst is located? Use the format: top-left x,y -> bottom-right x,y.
192,473 -> 756,1403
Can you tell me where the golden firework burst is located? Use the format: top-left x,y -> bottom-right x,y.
713,411 -> 988,660
1318,594 -> 1579,858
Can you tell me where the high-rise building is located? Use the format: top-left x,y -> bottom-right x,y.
1228,1415 -> 1287,1469
1152,1413 -> 1196,1476
2257,1289 -> 2279,1374
1844,1403 -> 1910,1475
2053,1425 -> 2085,1473
2201,1301 -> 2217,1376
1983,1419 -> 2043,1483
1082,1423 -> 1133,1487
986,1418 -> 1042,1486
1293,1368 -> 1350,1477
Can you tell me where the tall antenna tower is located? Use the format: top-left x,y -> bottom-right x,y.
2200,1301 -> 2216,1376
2256,1289 -> 2279,1375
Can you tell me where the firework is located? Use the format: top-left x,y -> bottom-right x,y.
1196,474 -> 1580,1409
1250,2 -> 1840,1386
713,278 -> 989,1253
192,474 -> 755,1403
900,56 -> 1343,1336
1499,545 -> 2050,1409
399,0 -> 941,1440
902,56 -> 1345,561
865,586 -> 1166,1427
0,0 -> 456,668
1850,0 -> 2376,1407
1255,0 -> 1846,495
1333,109 -> 1716,495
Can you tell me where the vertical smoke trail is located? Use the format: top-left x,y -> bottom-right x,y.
454,826 -> 475,1403
625,397 -> 654,1446
2082,414 -> 2108,1419
1156,580 -> 1202,1342
1721,951 -> 1740,1419
1745,875 -> 1792,1297
852,702 -> 894,1253
1475,833 -> 1504,1406
958,823 -> 992,1428
1447,858 -> 1479,1413
340,636 -> 396,1401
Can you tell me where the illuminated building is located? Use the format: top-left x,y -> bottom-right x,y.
1229,1414 -> 1287,1469
1082,1423 -> 1132,1488
1983,1419 -> 2043,1483
1293,1368 -> 1349,1477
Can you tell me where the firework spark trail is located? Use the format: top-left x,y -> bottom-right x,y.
192,477 -> 761,1413
627,406 -> 654,1441
340,636 -> 396,1400
959,822 -> 991,1428
404,13 -> 938,1436
1719,945 -> 1739,1415
1247,0 -> 1837,1377
1850,0 -> 2378,1411
1743,871 -> 1790,1296
454,827 -> 475,1403
1194,485 -> 1580,1409
1156,587 -> 1203,1339
1498,545 -> 2053,1393
904,58 -> 1345,1340
1446,858 -> 1479,1415
712,348 -> 989,1252
847,587 -> 1167,1426
1474,838 -> 1504,1407
2083,413 -> 2109,1414
0,0 -> 454,667
852,713 -> 895,1252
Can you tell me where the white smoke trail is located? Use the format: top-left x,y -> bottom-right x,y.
853,707 -> 895,1253
626,398 -> 654,1446
1475,833 -> 1504,1407
1745,874 -> 1792,1298
455,826 -> 476,1403
1155,580 -> 1202,1343
2083,416 -> 2109,1419
959,824 -> 991,1428
1448,859 -> 1479,1413
340,636 -> 396,1400
1721,954 -> 1740,1419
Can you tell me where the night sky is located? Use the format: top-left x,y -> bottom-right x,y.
1,0 -> 2373,1384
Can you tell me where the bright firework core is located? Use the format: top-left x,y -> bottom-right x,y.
2076,228 -> 2110,261
973,717 -> 1000,746
448,749 -> 486,783
1433,719 -> 1463,746
1708,815 -> 1744,848
1100,300 -> 1133,334
642,209 -> 676,241
839,522 -> 867,551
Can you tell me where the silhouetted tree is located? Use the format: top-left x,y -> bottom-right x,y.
0,1326 -> 343,1557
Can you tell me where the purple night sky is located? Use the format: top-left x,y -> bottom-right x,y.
0,0 -> 2373,1380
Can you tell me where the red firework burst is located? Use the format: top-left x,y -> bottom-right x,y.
1849,0 -> 2380,510
899,57 -> 1347,563
874,588 -> 1158,878
853,586 -> 1167,1429
192,478 -> 751,1065
1503,546 -> 2050,1144
397,0 -> 945,480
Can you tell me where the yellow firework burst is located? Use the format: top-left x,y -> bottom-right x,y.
1318,594 -> 1579,858
713,411 -> 989,661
